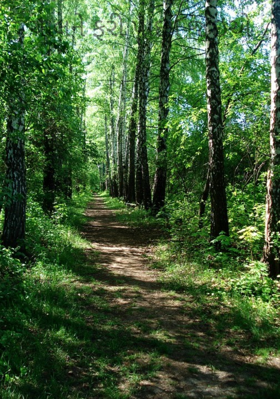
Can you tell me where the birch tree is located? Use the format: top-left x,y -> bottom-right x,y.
104,115 -> 111,192
116,17 -> 130,198
153,0 -> 174,214
263,0 -> 280,278
109,65 -> 119,197
126,14 -> 142,203
205,0 -> 229,240
136,0 -> 154,209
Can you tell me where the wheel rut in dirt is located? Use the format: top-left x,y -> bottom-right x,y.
80,195 -> 279,399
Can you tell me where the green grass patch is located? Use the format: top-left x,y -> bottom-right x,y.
154,245 -> 280,355
100,191 -> 165,229
100,192 -> 126,210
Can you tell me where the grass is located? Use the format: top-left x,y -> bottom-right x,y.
154,246 -> 280,363
100,192 -> 165,229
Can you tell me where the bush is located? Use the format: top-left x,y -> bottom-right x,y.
230,261 -> 280,302
0,245 -> 26,302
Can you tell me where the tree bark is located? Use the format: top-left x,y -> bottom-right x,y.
263,0 -> 280,278
199,167 -> 210,228
153,0 -> 174,214
57,0 -> 63,37
199,12 -> 269,226
126,5 -> 146,204
136,0 -> 154,209
116,17 -> 130,198
109,66 -> 118,197
3,24 -> 26,249
41,3 -> 59,213
126,70 -> 139,203
205,0 -> 229,240
58,0 -> 72,200
104,115 -> 111,192
135,0 -> 146,206
42,127 -> 56,214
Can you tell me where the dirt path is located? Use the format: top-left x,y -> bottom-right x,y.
81,196 -> 279,399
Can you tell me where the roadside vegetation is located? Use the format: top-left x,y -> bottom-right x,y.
0,192 -> 92,398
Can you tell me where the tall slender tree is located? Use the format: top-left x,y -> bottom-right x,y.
126,16 -> 143,203
263,0 -> 280,278
41,1 -> 57,214
104,115 -> 111,192
135,0 -> 147,206
116,16 -> 130,198
2,23 -> 26,248
205,0 -> 229,240
126,69 -> 139,203
153,0 -> 174,214
136,0 -> 154,209
109,65 -> 119,197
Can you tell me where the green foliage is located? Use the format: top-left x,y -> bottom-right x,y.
163,196 -> 209,258
160,180 -> 267,271
0,193 -> 90,397
155,180 -> 279,305
117,207 -> 162,228
25,193 -> 90,266
0,246 -> 26,302
101,192 -> 165,228
101,192 -> 126,210
230,262 -> 280,302
227,182 -> 266,259
155,249 -> 280,348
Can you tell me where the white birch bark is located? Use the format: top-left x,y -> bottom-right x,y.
263,0 -> 280,278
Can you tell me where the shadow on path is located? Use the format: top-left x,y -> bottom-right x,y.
75,196 -> 280,399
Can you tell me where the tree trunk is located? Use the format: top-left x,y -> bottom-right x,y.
3,24 -> 26,249
41,3 -> 59,212
123,129 -> 129,201
263,0 -> 280,278
116,19 -> 130,198
135,0 -> 146,206
153,0 -> 173,214
199,167 -> 210,228
58,0 -> 72,200
57,0 -> 63,37
104,115 -> 111,192
43,128 -> 56,214
205,0 -> 229,240
199,10 -> 269,225
126,71 -> 139,203
136,0 -> 154,209
109,66 -> 118,197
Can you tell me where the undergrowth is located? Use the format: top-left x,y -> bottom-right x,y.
152,186 -> 280,366
0,192 -> 93,398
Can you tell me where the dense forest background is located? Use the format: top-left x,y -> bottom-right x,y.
0,0 -> 273,269
1,0 -> 280,397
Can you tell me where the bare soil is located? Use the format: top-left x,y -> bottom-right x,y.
81,195 -> 279,399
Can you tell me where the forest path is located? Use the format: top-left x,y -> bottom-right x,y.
79,195 -> 278,399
